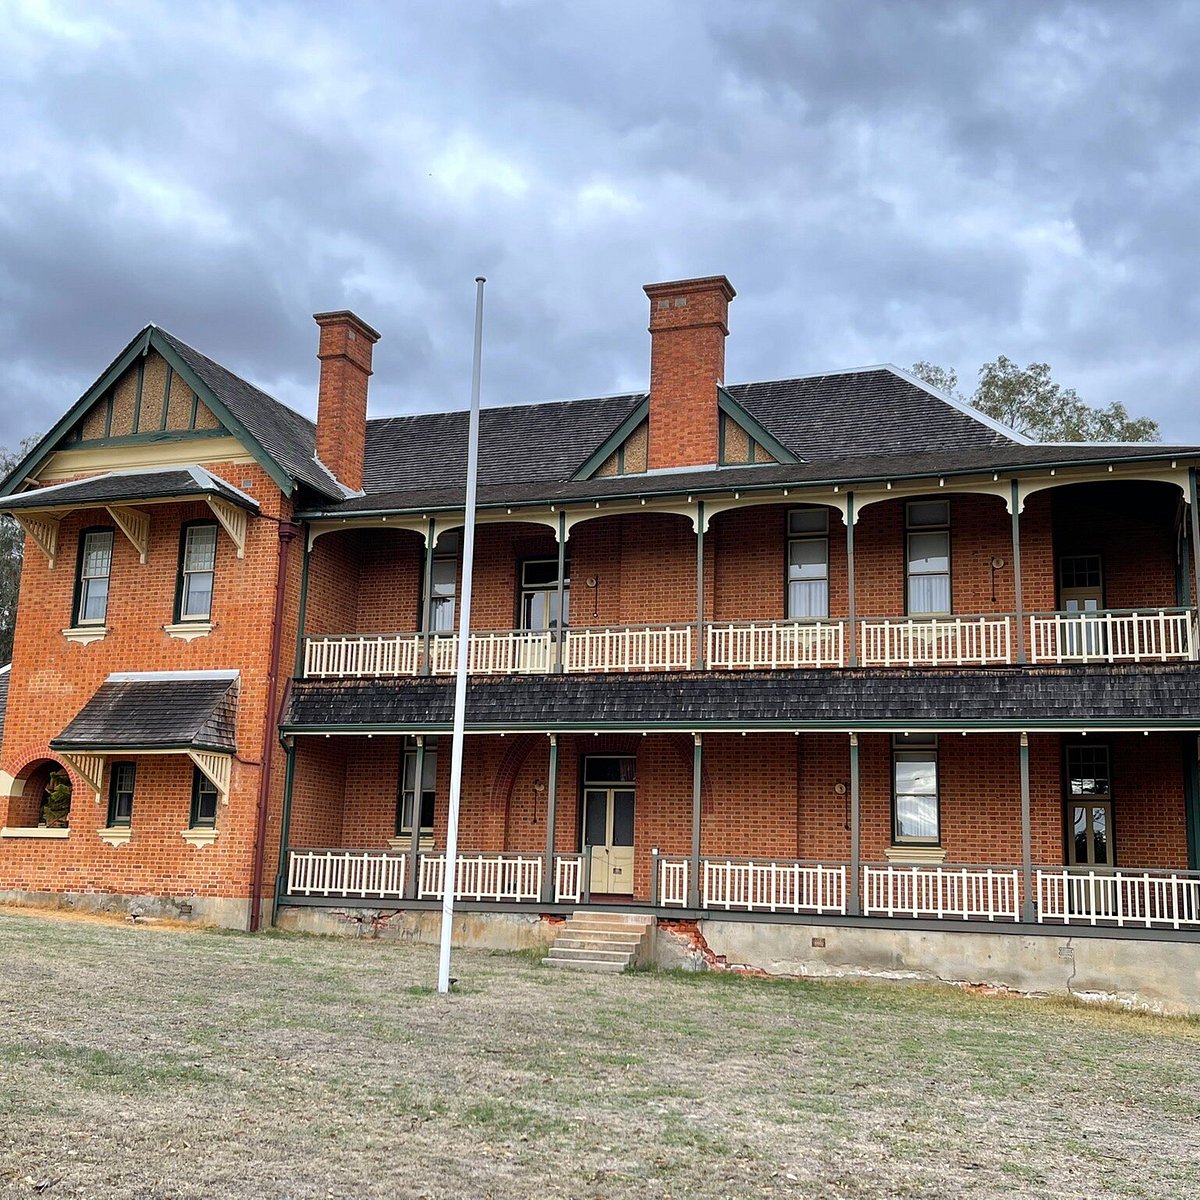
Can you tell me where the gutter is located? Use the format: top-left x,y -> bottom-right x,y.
249,520 -> 301,932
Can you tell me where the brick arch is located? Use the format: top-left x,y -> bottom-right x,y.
1,741 -> 78,828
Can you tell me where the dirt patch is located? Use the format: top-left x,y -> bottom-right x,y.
0,910 -> 1196,1198
0,901 -> 202,932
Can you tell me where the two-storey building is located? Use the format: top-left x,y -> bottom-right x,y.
3,277 -> 1199,1003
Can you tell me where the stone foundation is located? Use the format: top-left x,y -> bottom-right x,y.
277,905 -> 559,951
0,888 -> 259,929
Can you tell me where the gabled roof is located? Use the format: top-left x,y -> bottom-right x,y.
0,326 -> 345,501
50,671 -> 240,754
0,466 -> 259,513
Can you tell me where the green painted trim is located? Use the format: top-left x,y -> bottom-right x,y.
159,365 -> 173,431
50,740 -> 233,753
293,534 -> 312,678
717,388 -> 798,465
189,392 -> 200,429
571,399 -> 650,481
103,395 -> 113,439
131,358 -> 144,433
280,718 -> 1200,736
272,741 -> 297,925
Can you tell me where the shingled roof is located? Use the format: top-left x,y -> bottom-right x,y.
284,665 -> 1200,732
51,671 -> 240,753
0,466 -> 258,513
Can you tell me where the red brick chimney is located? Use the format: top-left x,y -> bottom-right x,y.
644,276 -> 736,470
313,310 -> 381,491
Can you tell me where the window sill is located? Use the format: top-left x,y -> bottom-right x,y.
388,836 -> 434,853
1,826 -> 69,839
98,827 -> 132,848
62,626 -> 109,646
885,844 -> 947,865
181,828 -> 218,848
163,621 -> 214,642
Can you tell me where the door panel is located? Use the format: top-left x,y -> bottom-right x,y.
583,786 -> 635,895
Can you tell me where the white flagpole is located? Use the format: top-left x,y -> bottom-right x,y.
438,276 -> 486,995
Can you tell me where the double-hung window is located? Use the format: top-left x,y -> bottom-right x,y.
189,768 -> 219,829
906,501 -> 950,615
396,738 -> 437,838
427,533 -> 459,632
177,523 -> 218,622
106,762 -> 136,828
893,734 -> 939,845
787,508 -> 829,619
75,528 -> 114,625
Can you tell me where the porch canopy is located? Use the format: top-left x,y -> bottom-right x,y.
282,663 -> 1200,735
1,466 -> 259,565
50,670 -> 240,801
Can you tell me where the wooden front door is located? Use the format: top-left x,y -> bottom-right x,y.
1059,554 -> 1105,657
1065,745 -> 1113,868
583,787 -> 635,895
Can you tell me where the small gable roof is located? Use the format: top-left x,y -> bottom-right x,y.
0,466 -> 259,513
0,326 -> 345,502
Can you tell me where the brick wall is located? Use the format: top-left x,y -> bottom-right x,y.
0,459 -> 291,908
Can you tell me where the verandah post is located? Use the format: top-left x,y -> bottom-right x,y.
694,501 -> 706,669
1020,732 -> 1034,922
1011,480 -> 1027,664
404,736 -> 426,900
689,733 -> 703,908
270,739 -> 297,925
848,732 -> 861,915
554,511 -> 567,673
1190,467 -> 1200,642
846,493 -> 857,667
541,733 -> 559,902
421,518 -> 436,675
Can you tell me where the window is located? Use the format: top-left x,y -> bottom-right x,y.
177,523 -> 218,622
189,768 -> 219,829
106,762 -> 136,828
787,508 -> 829,618
427,533 -> 459,632
521,559 -> 569,631
396,738 -> 437,837
74,528 -> 114,625
906,500 -> 950,615
1066,745 -> 1112,866
893,734 -> 939,844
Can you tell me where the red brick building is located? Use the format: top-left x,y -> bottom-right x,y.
2,277 -> 1199,991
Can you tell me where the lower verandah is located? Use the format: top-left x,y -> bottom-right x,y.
280,730 -> 1199,926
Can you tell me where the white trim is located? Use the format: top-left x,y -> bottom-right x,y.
97,827 -> 132,848
884,845 -> 948,865
0,826 -> 69,839
62,626 -> 109,646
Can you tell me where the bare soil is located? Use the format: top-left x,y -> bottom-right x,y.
0,910 -> 1197,1199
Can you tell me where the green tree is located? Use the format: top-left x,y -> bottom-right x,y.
0,436 -> 42,665
910,357 -> 1160,443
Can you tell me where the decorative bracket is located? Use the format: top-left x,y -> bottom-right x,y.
205,498 -> 247,559
60,752 -> 105,802
106,506 -> 150,564
14,514 -> 60,569
187,750 -> 232,805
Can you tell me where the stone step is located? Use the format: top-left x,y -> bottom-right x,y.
541,956 -> 626,973
560,922 -> 649,938
545,945 -> 633,964
558,927 -> 646,943
568,911 -> 654,927
554,936 -> 644,953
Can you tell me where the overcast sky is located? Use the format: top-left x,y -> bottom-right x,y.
2,0 -> 1198,448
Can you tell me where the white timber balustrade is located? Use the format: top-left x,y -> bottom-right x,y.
417,852 -> 543,902
657,856 -> 690,907
707,621 -> 844,669
1037,868 -> 1200,929
1028,609 -> 1196,664
304,634 -> 422,678
862,864 -> 1021,921
702,858 -> 846,914
287,850 -> 407,899
859,617 -> 1012,667
553,854 -> 584,904
564,625 -> 692,673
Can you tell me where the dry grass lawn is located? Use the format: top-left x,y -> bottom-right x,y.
0,907 -> 1197,1198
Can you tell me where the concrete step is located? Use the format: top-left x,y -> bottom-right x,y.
560,922 -> 649,938
541,956 -> 626,973
554,936 -> 644,953
558,927 -> 646,943
545,945 -> 633,964
568,912 -> 654,927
